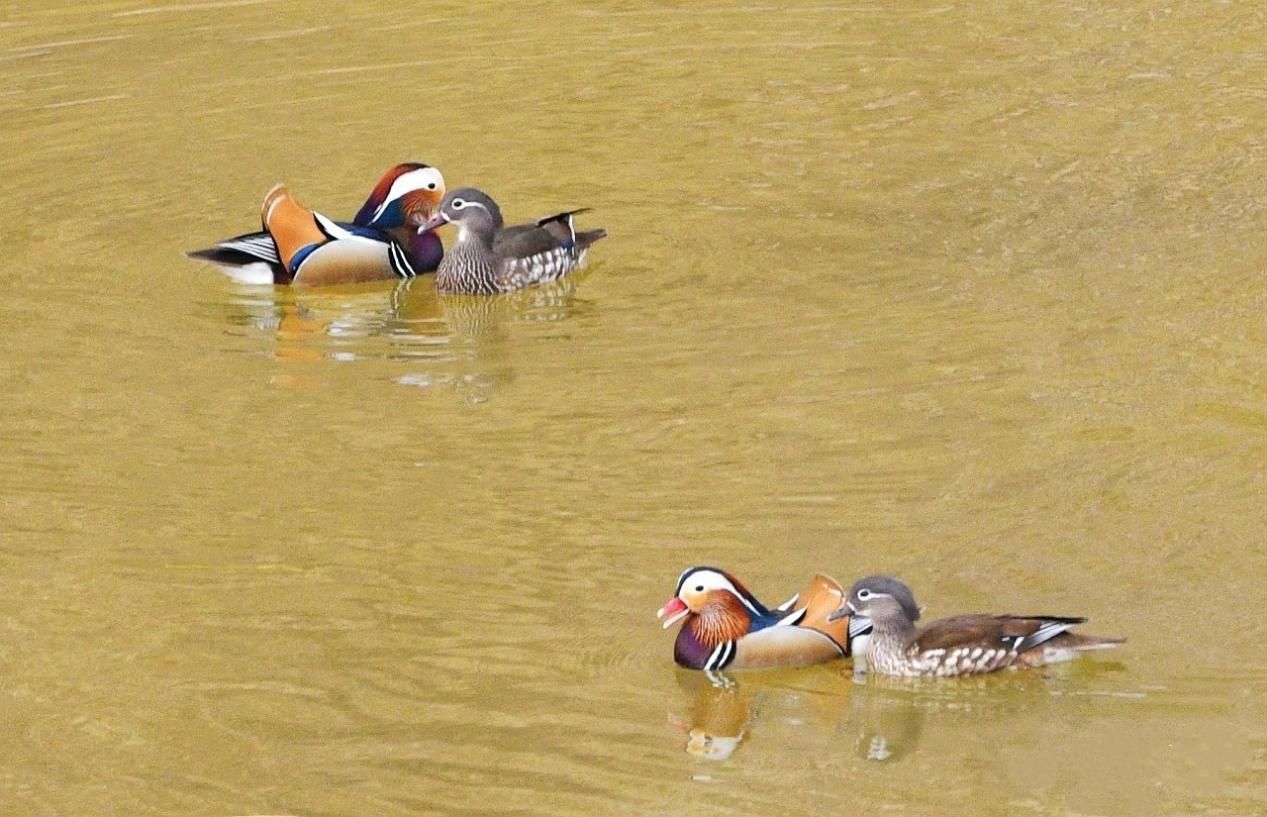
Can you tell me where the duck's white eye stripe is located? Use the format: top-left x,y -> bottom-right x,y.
373,167 -> 443,221
449,198 -> 494,217
673,569 -> 764,617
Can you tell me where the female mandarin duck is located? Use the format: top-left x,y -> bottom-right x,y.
420,187 -> 606,294
188,163 -> 445,285
828,575 -> 1123,678
656,566 -> 867,671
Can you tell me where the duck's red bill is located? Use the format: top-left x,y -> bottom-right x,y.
657,597 -> 689,629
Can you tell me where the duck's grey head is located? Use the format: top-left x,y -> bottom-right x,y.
422,187 -> 504,240
841,575 -> 923,624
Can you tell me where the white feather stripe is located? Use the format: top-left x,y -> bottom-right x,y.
370,166 -> 444,223
705,641 -> 734,671
218,234 -> 280,264
775,608 -> 807,627
1019,621 -> 1079,651
387,241 -> 416,278
314,211 -> 355,240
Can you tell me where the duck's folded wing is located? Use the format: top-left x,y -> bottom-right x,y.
494,224 -> 563,259
915,614 -> 1085,653
1007,618 -> 1123,666
495,209 -> 595,256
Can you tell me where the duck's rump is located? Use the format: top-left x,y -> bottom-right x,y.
187,231 -> 282,269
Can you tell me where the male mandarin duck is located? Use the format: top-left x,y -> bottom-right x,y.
188,163 -> 445,285
828,575 -> 1124,678
419,187 -> 606,294
656,566 -> 867,671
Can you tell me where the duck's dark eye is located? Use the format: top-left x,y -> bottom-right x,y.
427,183 -> 436,190
452,199 -> 465,209
857,588 -> 872,600
695,585 -> 704,592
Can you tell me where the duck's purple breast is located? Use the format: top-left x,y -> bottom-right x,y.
409,230 -> 444,272
673,625 -> 717,669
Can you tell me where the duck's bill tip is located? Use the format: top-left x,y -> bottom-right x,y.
826,606 -> 848,622
418,213 -> 450,235
657,597 -> 689,629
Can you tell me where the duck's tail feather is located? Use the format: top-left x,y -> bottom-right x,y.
187,231 -> 282,268
576,228 -> 607,248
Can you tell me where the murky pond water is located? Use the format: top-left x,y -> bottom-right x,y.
3,1 -> 1266,815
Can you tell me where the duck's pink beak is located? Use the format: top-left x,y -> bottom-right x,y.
657,597 -> 689,629
826,600 -> 857,622
418,212 -> 450,235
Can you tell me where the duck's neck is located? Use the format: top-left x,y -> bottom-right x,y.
673,625 -> 716,668
865,615 -> 918,672
674,601 -> 752,669
689,600 -> 752,647
456,222 -> 495,250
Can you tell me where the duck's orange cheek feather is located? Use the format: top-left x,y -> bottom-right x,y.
403,192 -> 442,224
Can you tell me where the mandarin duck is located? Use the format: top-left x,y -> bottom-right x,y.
656,566 -> 867,671
419,188 -> 606,294
188,163 -> 445,285
828,575 -> 1124,678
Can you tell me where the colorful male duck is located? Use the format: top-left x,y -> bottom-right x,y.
829,575 -> 1124,678
420,187 -> 606,294
188,163 -> 445,285
656,566 -> 865,671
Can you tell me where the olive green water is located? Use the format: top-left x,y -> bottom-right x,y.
3,2 -> 1266,815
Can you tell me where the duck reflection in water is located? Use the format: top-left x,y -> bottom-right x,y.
669,670 -> 753,761
667,668 -> 934,763
844,659 -> 1129,763
212,276 -> 587,399
847,677 -> 926,763
668,667 -> 1103,765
